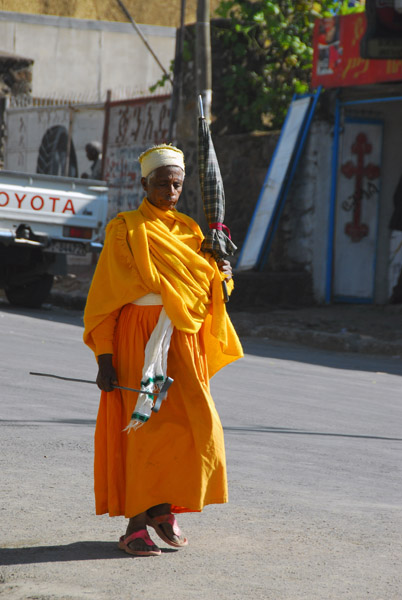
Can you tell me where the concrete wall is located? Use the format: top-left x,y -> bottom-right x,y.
5,103 -> 105,177
0,11 -> 176,100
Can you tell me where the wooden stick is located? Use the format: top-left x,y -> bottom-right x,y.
29,371 -> 173,405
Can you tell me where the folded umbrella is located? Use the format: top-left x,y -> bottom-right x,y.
198,95 -> 237,301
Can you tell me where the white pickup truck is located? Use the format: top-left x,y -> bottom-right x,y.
0,171 -> 108,307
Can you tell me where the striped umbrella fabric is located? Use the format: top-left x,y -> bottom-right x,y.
198,111 -> 237,262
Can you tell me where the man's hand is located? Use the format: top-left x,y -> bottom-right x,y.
217,259 -> 232,280
96,354 -> 118,392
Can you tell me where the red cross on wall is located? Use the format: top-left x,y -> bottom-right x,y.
341,132 -> 381,243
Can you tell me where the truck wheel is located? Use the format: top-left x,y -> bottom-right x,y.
5,274 -> 54,308
36,125 -> 78,177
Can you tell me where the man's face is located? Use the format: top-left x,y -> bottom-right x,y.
86,145 -> 98,161
141,165 -> 184,211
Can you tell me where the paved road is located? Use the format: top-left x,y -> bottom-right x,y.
0,301 -> 401,600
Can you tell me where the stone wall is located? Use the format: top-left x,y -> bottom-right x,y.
213,132 -> 279,252
0,51 -> 33,97
264,119 -> 333,304
267,120 -> 331,273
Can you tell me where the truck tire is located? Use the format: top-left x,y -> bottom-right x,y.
36,125 -> 78,177
5,274 -> 54,308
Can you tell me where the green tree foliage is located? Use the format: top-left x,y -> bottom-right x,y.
215,0 -> 364,131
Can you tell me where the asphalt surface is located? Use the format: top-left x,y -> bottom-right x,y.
0,301 -> 401,599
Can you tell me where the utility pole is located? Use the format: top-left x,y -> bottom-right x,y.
168,0 -> 187,140
196,0 -> 212,123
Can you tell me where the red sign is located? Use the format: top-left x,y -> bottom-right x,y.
312,13 -> 402,88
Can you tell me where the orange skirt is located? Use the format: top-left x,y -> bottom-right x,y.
94,304 -> 228,517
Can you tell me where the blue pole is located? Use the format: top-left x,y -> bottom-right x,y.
325,97 -> 341,303
342,95 -> 402,107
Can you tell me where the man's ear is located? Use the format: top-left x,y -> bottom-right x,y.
141,177 -> 147,192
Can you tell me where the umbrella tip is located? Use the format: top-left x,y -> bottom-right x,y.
198,95 -> 205,119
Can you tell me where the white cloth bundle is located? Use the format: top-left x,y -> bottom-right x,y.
124,306 -> 173,433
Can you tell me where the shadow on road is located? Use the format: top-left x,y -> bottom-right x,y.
0,541 -> 177,565
0,418 -> 96,427
0,299 -> 83,328
241,338 -> 402,377
2,419 -> 401,443
2,301 -> 402,376
223,425 -> 402,442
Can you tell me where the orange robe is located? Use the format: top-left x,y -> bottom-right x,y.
83,199 -> 243,517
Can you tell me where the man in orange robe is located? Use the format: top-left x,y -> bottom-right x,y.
83,144 -> 243,556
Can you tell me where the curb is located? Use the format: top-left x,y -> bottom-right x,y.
230,318 -> 402,358
49,292 -> 402,358
49,291 -> 87,311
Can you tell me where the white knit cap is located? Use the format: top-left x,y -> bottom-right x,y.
139,144 -> 185,178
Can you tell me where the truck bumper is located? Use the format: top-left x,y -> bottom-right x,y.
0,229 -> 103,254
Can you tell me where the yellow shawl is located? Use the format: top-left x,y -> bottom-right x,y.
83,199 -> 242,376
